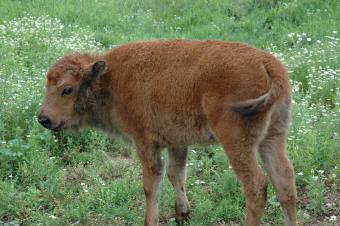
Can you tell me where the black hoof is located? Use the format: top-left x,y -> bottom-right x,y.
175,210 -> 190,225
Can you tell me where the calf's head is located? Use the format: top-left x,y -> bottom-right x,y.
38,54 -> 107,131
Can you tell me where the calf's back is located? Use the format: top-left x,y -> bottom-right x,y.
103,40 -> 288,146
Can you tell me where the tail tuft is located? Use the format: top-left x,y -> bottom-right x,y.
231,94 -> 268,117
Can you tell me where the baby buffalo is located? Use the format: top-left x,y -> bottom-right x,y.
38,40 -> 296,226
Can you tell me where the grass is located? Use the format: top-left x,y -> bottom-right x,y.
0,0 -> 339,225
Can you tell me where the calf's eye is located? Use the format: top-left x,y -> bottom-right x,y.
62,87 -> 73,96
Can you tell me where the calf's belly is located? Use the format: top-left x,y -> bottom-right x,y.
159,125 -> 217,146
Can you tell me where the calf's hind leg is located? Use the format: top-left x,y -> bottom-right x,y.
259,98 -> 297,226
211,121 -> 268,226
167,146 -> 190,223
259,134 -> 297,226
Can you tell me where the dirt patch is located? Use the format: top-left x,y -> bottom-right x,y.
298,185 -> 339,225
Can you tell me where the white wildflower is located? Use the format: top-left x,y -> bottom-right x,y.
195,180 -> 205,184
303,212 -> 310,219
326,203 -> 335,208
330,216 -> 337,221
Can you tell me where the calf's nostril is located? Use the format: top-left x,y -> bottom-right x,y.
38,115 -> 52,128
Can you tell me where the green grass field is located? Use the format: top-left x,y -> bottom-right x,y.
0,0 -> 339,225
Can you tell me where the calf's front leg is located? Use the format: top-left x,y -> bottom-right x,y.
135,142 -> 163,226
167,146 -> 190,223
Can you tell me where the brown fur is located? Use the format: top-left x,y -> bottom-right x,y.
39,40 -> 297,226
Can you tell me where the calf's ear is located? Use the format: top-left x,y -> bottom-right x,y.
82,60 -> 107,85
75,61 -> 107,113
78,60 -> 107,98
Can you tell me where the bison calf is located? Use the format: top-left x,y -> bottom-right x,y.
38,40 -> 297,226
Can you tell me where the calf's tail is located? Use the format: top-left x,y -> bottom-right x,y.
231,57 -> 289,117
